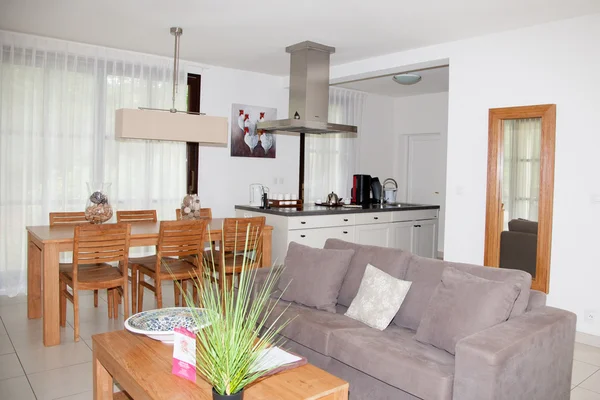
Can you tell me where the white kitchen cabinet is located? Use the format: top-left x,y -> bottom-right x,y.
391,221 -> 414,252
355,223 -> 392,247
235,207 -> 439,263
413,219 -> 437,258
288,226 -> 355,249
390,219 -> 438,258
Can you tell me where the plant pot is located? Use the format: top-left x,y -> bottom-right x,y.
212,387 -> 244,400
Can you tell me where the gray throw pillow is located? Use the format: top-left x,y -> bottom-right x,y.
415,266 -> 521,355
278,242 -> 354,313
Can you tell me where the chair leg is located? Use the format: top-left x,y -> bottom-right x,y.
59,281 -> 67,327
131,266 -> 138,314
112,289 -> 118,318
174,282 -> 180,307
73,290 -> 80,342
94,290 -> 98,308
122,281 -> 129,320
137,273 -> 144,312
156,277 -> 163,309
182,280 -> 188,307
107,289 -> 113,319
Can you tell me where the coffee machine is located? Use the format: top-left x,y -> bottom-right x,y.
351,174 -> 372,205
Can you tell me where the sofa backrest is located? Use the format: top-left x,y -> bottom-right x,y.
324,239 -> 412,307
393,254 -> 532,330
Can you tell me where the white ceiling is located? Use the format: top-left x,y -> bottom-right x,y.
337,66 -> 449,97
1,0 -> 599,76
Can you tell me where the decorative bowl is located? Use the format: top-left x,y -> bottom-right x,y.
124,307 -> 210,344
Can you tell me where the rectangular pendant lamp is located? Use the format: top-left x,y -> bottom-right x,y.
115,108 -> 228,144
115,27 -> 228,145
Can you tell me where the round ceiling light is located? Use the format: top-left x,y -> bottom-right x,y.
392,73 -> 422,85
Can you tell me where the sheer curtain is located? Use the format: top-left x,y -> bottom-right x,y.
502,118 -> 542,228
0,31 -> 187,296
304,87 -> 366,202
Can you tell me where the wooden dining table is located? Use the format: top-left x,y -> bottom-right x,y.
26,219 -> 273,347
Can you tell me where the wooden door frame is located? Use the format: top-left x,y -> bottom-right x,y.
483,104 -> 556,293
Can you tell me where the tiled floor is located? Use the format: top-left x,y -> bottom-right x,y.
0,288 -> 599,399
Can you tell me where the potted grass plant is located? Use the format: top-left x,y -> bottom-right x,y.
178,225 -> 291,400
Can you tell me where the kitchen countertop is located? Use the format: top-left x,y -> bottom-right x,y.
235,203 -> 440,217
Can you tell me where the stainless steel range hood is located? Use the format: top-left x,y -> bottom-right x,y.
257,41 -> 357,135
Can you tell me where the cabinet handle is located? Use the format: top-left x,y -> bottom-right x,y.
300,234 -> 306,238
343,231 -> 348,234
374,216 -> 379,220
343,218 -> 348,222
300,221 -> 306,224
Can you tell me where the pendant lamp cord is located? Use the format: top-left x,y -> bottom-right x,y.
170,27 -> 183,113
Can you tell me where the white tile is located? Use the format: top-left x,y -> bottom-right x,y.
0,334 -> 14,355
54,390 -> 93,400
0,317 -> 7,336
575,343 -> 600,367
573,360 -> 600,386
28,362 -> 93,400
581,370 -> 600,394
16,340 -> 92,374
571,387 -> 600,400
0,376 -> 36,400
8,322 -> 75,351
0,353 -> 25,380
0,294 -> 28,306
75,316 -> 126,341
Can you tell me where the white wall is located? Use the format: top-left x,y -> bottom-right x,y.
188,66 -> 299,218
331,13 -> 600,335
393,92 -> 449,251
357,94 -> 396,180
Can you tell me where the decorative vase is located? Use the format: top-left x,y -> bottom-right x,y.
180,194 -> 202,220
85,182 -> 113,224
212,388 -> 244,400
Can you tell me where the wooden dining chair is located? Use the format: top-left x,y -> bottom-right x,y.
116,210 -> 158,223
59,223 -> 131,342
50,212 -> 102,308
175,208 -> 212,220
49,212 -> 88,226
131,219 -> 208,313
208,217 -> 266,291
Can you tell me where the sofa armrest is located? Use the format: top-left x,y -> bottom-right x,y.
453,306 -> 576,400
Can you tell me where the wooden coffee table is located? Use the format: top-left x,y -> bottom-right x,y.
92,330 -> 349,400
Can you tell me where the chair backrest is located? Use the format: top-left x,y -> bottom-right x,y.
49,212 -> 88,226
157,219 -> 208,259
175,208 -> 212,220
72,223 -> 131,268
116,209 -> 157,223
221,217 -> 266,253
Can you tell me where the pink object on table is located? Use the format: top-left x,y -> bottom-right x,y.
172,327 -> 196,383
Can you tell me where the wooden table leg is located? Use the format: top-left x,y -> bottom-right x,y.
43,243 -> 60,346
93,349 -> 114,400
262,228 -> 272,267
27,234 -> 42,319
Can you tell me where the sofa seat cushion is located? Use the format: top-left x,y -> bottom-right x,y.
329,326 -> 455,400
266,300 -> 368,355
324,239 -> 412,307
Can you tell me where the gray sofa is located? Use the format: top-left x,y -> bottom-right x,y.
256,239 -> 576,400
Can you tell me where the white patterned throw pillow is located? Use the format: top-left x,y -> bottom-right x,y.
345,264 -> 412,330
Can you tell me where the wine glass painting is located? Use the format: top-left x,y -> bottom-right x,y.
230,103 -> 277,158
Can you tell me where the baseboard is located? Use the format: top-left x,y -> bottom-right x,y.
576,331 -> 600,348
437,250 -> 444,260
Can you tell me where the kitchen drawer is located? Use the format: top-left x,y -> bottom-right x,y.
288,214 -> 355,230
391,209 -> 438,222
288,226 -> 355,248
355,212 -> 392,225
